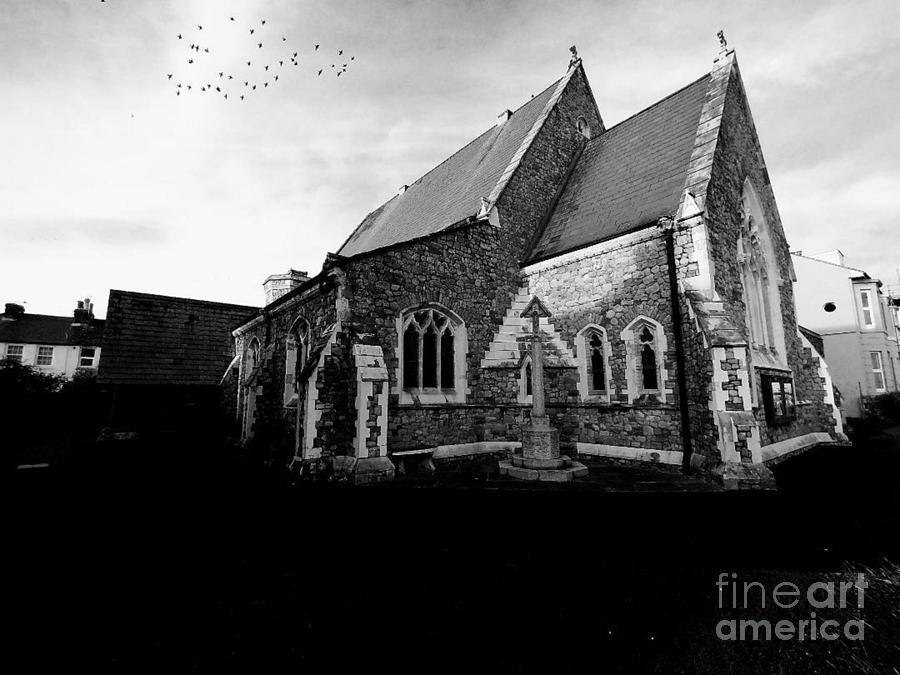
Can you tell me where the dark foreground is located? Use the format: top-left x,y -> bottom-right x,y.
8,437 -> 900,674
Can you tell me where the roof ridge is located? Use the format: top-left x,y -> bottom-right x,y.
110,289 -> 258,310
396,75 -> 564,194
596,72 -> 711,138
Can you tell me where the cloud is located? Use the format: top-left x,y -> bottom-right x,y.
1,217 -> 170,246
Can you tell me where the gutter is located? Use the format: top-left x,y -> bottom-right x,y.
662,218 -> 695,473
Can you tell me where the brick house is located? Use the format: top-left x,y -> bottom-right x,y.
232,41 -> 844,488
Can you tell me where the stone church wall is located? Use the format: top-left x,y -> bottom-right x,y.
523,227 -> 684,453
704,63 -> 837,447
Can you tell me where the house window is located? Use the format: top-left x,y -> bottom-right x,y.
37,346 -> 54,366
79,347 -> 96,367
283,318 -> 310,406
761,373 -> 795,425
860,290 -> 875,328
6,344 -> 24,362
621,316 -> 668,403
397,304 -> 467,404
871,351 -> 886,392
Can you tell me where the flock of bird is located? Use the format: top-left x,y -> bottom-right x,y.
162,14 -> 356,101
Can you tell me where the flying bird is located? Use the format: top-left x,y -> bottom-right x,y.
250,28 -> 255,35
167,73 -> 173,79
351,56 -> 355,60
338,50 -> 343,55
317,69 -> 322,75
252,85 -> 256,90
244,81 -> 248,86
274,75 -> 278,81
230,16 -> 235,21
188,58 -> 193,64
204,47 -> 209,53
247,61 -> 251,66
264,82 -> 268,87
177,34 -> 182,39
315,44 -> 319,50
176,90 -> 180,96
261,19 -> 266,25
293,52 -> 297,57
282,37 -> 286,41
216,86 -> 221,92
240,95 -> 244,100
219,72 -> 224,77
264,65 -> 269,71
337,72 -> 341,77
187,85 -> 191,90
224,93 -> 227,99
197,25 -> 202,30
258,42 -> 263,48
279,60 -> 283,66
228,75 -> 233,79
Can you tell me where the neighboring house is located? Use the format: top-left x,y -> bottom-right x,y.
792,250 -> 900,418
0,299 -> 104,378
98,290 -> 258,435
232,40 -> 843,488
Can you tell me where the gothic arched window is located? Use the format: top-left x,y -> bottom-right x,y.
621,316 -> 668,403
738,180 -> 787,367
283,317 -> 310,407
576,325 -> 612,401
639,326 -> 658,390
397,304 -> 467,404
518,356 -> 533,404
242,337 -> 261,439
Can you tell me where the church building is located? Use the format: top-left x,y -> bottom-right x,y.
231,38 -> 844,488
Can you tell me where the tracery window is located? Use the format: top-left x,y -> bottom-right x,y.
397,304 -> 467,404
283,317 -> 310,406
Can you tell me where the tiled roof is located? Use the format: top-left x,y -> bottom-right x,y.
337,75 -> 565,258
528,74 -> 710,263
0,314 -> 103,347
98,290 -> 259,386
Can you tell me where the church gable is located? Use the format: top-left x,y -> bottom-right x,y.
529,73 -> 710,263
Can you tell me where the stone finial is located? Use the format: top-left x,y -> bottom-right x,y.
478,196 -> 491,216
569,44 -> 580,68
717,30 -> 727,52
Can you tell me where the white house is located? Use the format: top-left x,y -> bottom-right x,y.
0,299 -> 104,379
792,250 -> 900,418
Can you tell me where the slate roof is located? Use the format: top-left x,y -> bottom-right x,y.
337,75 -> 564,258
99,290 -> 259,386
0,313 -> 103,347
528,74 -> 710,263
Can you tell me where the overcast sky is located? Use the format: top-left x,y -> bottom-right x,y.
2,0 -> 898,318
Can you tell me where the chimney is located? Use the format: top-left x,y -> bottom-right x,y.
263,269 -> 309,306
72,297 -> 94,325
2,302 -> 25,320
497,109 -> 512,126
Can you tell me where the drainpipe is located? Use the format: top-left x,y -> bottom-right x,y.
661,218 -> 695,474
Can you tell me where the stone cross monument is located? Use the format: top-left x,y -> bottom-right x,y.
497,295 -> 588,481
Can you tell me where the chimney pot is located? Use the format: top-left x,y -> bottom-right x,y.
263,269 -> 310,305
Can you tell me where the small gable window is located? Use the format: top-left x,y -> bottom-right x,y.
397,304 -> 467,404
